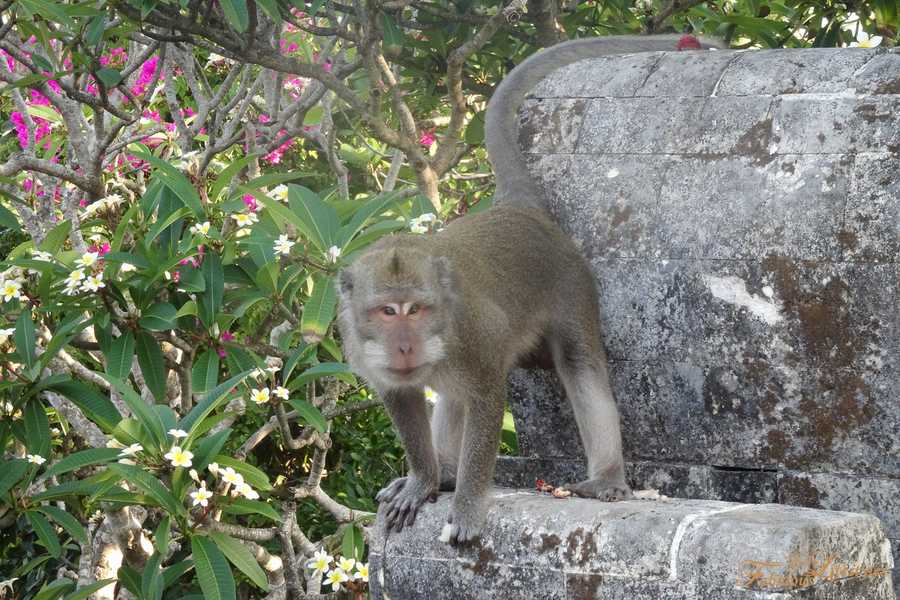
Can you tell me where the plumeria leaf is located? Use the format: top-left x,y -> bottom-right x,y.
109,464 -> 186,517
288,362 -> 355,389
221,498 -> 281,522
63,580 -> 117,600
105,331 -> 135,381
300,275 -> 336,343
31,579 -> 73,600
180,369 -> 254,437
24,398 -> 50,457
39,219 -> 71,254
336,190 -> 404,247
96,67 -> 122,87
131,150 -> 203,217
135,332 -> 168,402
42,448 -> 121,480
342,524 -> 365,561
47,380 -> 121,433
286,398 -> 328,434
0,458 -> 29,498
191,536 -> 237,600
26,511 -> 62,558
37,505 -> 88,545
220,0 -> 249,32
139,302 -> 178,331
99,374 -> 167,447
199,252 -> 224,328
192,349 -> 220,395
209,531 -> 269,591
15,311 -> 37,371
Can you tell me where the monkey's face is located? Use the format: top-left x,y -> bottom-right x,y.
336,241 -> 455,387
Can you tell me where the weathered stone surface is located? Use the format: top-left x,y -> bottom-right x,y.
371,491 -> 895,600
493,46 -> 900,597
714,48 -> 879,95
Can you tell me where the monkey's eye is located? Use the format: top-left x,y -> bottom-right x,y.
382,306 -> 397,316
408,304 -> 420,315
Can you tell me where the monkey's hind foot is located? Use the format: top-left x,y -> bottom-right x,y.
439,505 -> 486,545
565,478 -> 633,501
377,477 -> 438,532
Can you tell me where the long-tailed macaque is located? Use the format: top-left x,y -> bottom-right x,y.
336,34 -> 720,545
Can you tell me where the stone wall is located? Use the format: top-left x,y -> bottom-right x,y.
498,46 -> 900,594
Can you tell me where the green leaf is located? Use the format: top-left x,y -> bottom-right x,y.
109,464 -> 186,517
139,302 -> 178,331
381,13 -> 404,48
0,202 -> 20,229
135,331 -> 167,402
131,150 -> 203,217
155,514 -> 171,555
200,252 -> 224,327
209,531 -> 269,590
191,428 -> 231,472
85,14 -> 106,45
96,67 -> 122,87
98,375 -> 166,447
146,206 -> 191,245
180,369 -> 253,436
162,559 -> 193,588
37,505 -> 87,545
337,191 -> 404,247
105,331 -> 135,381
300,275 -> 336,343
142,550 -> 163,600
288,185 -> 339,250
27,511 -> 62,558
15,311 -> 37,370
342,524 -> 365,561
63,580 -> 116,600
32,579 -> 74,600
43,448 -> 121,480
212,456 -> 272,491
308,0 -> 326,16
254,0 -> 281,21
192,349 -> 220,395
39,219 -> 72,254
211,155 -> 258,203
288,362 -> 354,389
286,398 -> 329,433
24,398 -> 50,457
177,300 -> 199,318
31,476 -> 109,502
220,0 -> 249,32
465,111 -> 485,145
0,458 -> 28,498
221,498 -> 281,522
192,536 -> 237,600
47,380 -> 121,433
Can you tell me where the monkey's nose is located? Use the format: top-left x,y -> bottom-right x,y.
398,342 -> 413,355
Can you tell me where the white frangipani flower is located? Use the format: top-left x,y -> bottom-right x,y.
168,429 -> 188,439
27,454 -> 46,465
270,184 -> 289,202
76,252 -> 99,268
354,562 -> 369,582
273,386 -> 290,400
232,212 -> 259,227
1,280 -> 22,302
119,443 -> 143,457
250,388 -> 271,404
307,549 -> 332,574
82,273 -> 105,292
190,483 -> 214,507
324,568 -> 349,591
325,245 -> 341,263
274,234 -> 295,256
164,446 -> 194,468
221,467 -> 244,486
190,221 -> 211,236
0,328 -> 15,344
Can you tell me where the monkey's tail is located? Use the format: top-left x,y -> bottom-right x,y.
485,34 -> 722,210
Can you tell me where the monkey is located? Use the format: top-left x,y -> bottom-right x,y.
336,34 -> 721,545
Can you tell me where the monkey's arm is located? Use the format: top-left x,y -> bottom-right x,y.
375,387 -> 440,531
485,34 -> 722,209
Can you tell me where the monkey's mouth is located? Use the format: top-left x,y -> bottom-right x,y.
387,366 -> 419,378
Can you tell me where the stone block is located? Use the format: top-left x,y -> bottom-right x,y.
371,491 -> 895,599
714,48 -> 880,96
772,96 -> 900,154
531,52 -> 665,98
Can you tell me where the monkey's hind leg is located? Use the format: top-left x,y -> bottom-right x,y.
375,387 -> 440,532
551,336 -> 632,501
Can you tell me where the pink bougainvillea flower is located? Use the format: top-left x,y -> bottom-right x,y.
242,194 -> 258,212
419,130 -> 436,147
221,331 -> 236,342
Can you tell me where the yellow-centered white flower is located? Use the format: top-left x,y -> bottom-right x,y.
190,483 -> 214,507
119,443 -> 143,457
307,549 -> 332,574
164,446 -> 194,468
82,273 -> 105,292
324,568 -> 349,591
250,388 -> 271,404
221,466 -> 244,486
27,454 -> 46,465
270,184 -> 289,203
273,386 -> 290,400
76,252 -> 99,268
274,235 -> 295,256
232,212 -> 259,227
355,562 -> 369,582
2,280 -> 22,302
190,221 -> 211,236
168,429 -> 188,439
337,557 -> 356,572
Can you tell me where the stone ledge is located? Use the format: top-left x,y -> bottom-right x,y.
370,489 -> 895,600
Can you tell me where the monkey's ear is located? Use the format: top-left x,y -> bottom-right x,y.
336,269 -> 353,300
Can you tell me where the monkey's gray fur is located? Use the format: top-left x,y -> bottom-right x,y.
337,34 -> 720,545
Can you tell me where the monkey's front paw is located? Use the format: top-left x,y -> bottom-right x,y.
377,477 -> 437,532
566,478 -> 633,501
439,506 -> 486,545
